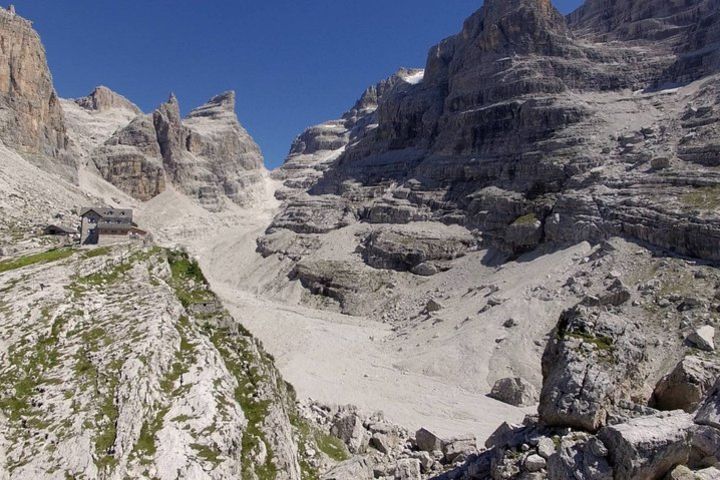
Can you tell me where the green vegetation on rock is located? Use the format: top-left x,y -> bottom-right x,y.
0,247 -> 75,274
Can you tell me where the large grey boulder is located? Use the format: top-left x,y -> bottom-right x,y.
690,424 -> 720,462
539,305 -> 646,431
415,428 -> 445,453
362,228 -> 473,273
331,412 -> 370,454
651,356 -> 720,413
597,411 -> 694,480
442,435 -> 477,463
668,465 -> 720,480
489,377 -> 538,407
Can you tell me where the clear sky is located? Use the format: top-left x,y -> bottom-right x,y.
14,0 -> 584,169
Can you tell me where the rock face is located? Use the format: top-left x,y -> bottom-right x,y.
65,88 -> 267,208
265,0 -> 720,270
165,91 -> 266,208
274,68 -> 425,200
0,7 -> 73,179
92,115 -> 166,200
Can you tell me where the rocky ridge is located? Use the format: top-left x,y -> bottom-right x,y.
66,89 -> 267,209
266,0 -> 720,266
0,243 -> 321,479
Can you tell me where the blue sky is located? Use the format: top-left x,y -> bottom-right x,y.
15,0 -> 584,169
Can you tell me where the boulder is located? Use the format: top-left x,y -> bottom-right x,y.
415,428 -> 445,452
331,412 -> 370,454
540,305 -> 646,432
370,432 -> 401,454
546,433 -> 613,480
503,215 -> 543,253
411,262 -> 439,276
651,156 -> 671,170
485,422 -> 527,450
651,355 -> 720,412
489,377 -> 539,407
410,451 -> 433,472
362,228 -> 473,272
597,411 -> 694,480
425,299 -> 444,313
524,454 -> 546,472
687,326 -> 716,352
322,457 -> 373,480
537,437 -> 556,459
690,424 -> 720,462
442,435 -> 477,463
669,465 -> 720,480
696,377 -> 720,429
395,458 -> 421,480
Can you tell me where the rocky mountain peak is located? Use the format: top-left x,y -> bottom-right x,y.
155,93 -> 182,127
186,90 -> 236,119
482,0 -> 560,24
74,85 -> 142,114
473,0 -> 570,53
348,68 -> 423,117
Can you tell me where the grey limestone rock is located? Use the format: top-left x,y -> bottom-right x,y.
489,377 -> 539,407
597,411 -> 694,480
651,355 -> 720,413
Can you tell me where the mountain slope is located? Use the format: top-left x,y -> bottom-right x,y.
0,244 -> 311,479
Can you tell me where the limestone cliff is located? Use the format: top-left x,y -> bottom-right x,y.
63,89 -> 267,209
268,0 -> 720,265
0,6 -> 73,179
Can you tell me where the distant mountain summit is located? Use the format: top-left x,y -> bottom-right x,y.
75,86 -> 142,115
67,88 -> 267,209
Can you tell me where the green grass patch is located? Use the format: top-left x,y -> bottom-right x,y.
206,325 -> 277,480
315,432 -> 350,462
680,185 -> 720,211
134,407 -> 169,461
512,213 -> 539,226
0,306 -> 66,423
167,251 -> 214,307
0,248 -> 75,274
191,443 -> 222,465
83,246 -> 113,259
565,331 -> 614,351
